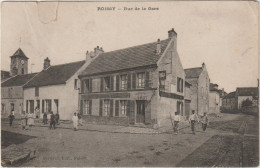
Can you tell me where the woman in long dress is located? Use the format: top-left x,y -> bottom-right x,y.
27,112 -> 35,127
21,111 -> 27,130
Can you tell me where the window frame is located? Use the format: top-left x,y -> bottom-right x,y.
84,100 -> 90,115
120,74 -> 128,90
136,72 -> 145,89
103,99 -> 110,116
120,100 -> 127,116
104,76 -> 111,91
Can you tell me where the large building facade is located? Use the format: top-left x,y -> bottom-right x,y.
78,29 -> 186,127
184,64 -> 210,115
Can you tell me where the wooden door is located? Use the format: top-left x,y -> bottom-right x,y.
136,100 -> 145,123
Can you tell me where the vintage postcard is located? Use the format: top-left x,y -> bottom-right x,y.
1,1 -> 259,167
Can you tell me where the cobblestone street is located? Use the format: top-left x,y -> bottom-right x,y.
1,113 -> 258,167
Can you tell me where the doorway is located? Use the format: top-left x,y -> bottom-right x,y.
136,100 -> 145,123
29,100 -> 34,114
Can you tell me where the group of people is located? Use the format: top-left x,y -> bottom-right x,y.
173,110 -> 209,135
20,111 -> 35,130
42,112 -> 60,129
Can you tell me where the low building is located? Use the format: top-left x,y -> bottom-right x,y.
236,87 -> 258,109
1,73 -> 38,118
23,57 -> 94,120
221,92 -> 236,112
78,28 -> 186,127
184,63 -> 210,115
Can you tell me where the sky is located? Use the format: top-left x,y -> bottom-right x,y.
1,1 -> 258,92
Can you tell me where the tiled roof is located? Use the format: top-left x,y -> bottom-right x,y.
24,60 -> 85,88
223,91 -> 236,99
10,48 -> 29,59
237,87 -> 258,97
79,38 -> 172,77
1,73 -> 38,87
184,67 -> 203,78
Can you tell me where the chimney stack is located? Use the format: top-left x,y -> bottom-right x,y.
168,28 -> 177,38
156,39 -> 161,55
43,57 -> 50,70
202,62 -> 205,69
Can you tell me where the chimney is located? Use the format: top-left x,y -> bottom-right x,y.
202,62 -> 205,69
156,39 -> 161,55
43,57 -> 50,70
168,28 -> 177,38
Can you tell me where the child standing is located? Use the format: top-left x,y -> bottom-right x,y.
72,113 -> 79,131
173,112 -> 181,134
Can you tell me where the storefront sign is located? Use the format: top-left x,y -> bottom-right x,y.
82,92 -> 130,99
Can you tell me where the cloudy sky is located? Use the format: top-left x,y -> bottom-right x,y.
1,1 -> 258,92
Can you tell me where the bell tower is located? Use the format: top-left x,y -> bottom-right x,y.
10,48 -> 29,76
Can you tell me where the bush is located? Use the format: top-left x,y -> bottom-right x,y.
241,99 -> 253,107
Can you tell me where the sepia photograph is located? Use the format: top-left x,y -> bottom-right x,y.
1,1 -> 259,167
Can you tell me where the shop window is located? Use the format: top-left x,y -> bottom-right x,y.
84,100 -> 90,115
120,74 -> 127,90
120,100 -> 127,115
137,72 -> 145,89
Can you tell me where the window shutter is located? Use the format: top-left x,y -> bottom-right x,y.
99,100 -> 103,116
127,74 -> 131,89
132,73 -> 136,89
145,71 -> 150,88
100,78 -> 103,92
110,100 -> 113,117
129,100 -> 135,124
115,100 -> 119,116
89,79 -> 92,93
81,80 -> 84,93
80,100 -> 83,114
126,100 -> 130,117
116,75 -> 120,91
110,76 -> 114,91
26,100 -> 29,113
89,100 -> 92,115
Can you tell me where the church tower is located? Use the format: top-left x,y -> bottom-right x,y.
10,48 -> 29,76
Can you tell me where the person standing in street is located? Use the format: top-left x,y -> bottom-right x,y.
8,111 -> 15,126
21,111 -> 27,130
35,107 -> 40,119
55,113 -> 60,125
173,112 -> 181,134
72,112 -> 79,131
189,110 -> 199,134
201,112 -> 209,132
49,112 -> 56,129
27,112 -> 34,127
43,112 -> 48,125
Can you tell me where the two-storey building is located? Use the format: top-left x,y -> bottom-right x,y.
184,63 -> 210,115
78,28 -> 186,127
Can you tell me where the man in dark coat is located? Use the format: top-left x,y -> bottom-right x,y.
49,112 -> 56,129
